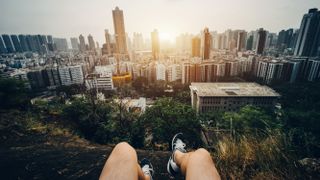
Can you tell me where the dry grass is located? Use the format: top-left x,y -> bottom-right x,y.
213,131 -> 302,179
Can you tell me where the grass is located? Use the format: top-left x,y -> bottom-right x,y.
213,131 -> 303,179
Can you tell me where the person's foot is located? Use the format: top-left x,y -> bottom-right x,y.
141,158 -> 154,180
167,133 -> 187,178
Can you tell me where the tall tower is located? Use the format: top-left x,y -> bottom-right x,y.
237,31 -> 247,51
151,29 -> 160,60
70,38 -> 79,50
79,34 -> 86,52
294,8 -> 320,57
0,36 -> 7,54
104,29 -> 112,54
192,36 -> 201,57
255,28 -> 267,55
201,28 -> 211,60
2,34 -> 15,53
112,6 -> 127,54
10,35 -> 22,52
87,34 -> 96,50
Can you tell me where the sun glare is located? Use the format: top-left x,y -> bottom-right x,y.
159,32 -> 175,42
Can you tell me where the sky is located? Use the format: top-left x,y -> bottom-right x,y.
0,0 -> 319,44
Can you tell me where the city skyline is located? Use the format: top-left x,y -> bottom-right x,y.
0,0 -> 319,44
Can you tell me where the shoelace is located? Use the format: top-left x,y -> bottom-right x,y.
142,165 -> 154,176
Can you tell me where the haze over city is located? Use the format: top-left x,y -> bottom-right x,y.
1,0 -> 319,43
1,0 -> 320,179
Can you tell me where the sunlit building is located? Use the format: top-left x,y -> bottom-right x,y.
192,36 -> 201,57
151,29 -> 160,60
112,6 -> 128,54
201,28 -> 211,60
190,82 -> 280,113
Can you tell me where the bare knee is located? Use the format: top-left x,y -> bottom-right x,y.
193,148 -> 212,160
113,142 -> 136,157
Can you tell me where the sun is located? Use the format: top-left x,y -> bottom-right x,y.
159,32 -> 175,42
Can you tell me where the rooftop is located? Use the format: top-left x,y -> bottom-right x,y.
190,82 -> 280,97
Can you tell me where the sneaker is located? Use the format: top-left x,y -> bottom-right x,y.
167,133 -> 187,178
141,158 -> 154,180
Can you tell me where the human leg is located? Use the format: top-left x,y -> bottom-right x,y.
99,142 -> 153,180
167,133 -> 220,180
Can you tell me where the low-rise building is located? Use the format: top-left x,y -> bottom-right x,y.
190,82 -> 280,113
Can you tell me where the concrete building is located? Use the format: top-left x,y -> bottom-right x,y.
151,29 -> 160,60
85,65 -> 114,90
192,36 -> 201,57
156,63 -> 166,81
294,8 -> 320,57
58,65 -> 83,86
79,34 -> 86,52
113,6 -> 128,54
190,82 -> 280,113
70,37 -> 79,50
255,28 -> 267,55
87,34 -> 96,51
167,64 -> 182,82
201,28 -> 211,60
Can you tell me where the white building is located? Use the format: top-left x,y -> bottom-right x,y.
156,63 -> 166,81
58,65 -> 84,86
167,64 -> 182,82
85,65 -> 114,90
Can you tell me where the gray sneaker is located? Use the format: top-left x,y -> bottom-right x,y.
167,133 -> 187,178
141,158 -> 154,180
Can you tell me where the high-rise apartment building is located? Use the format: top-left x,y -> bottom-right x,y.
255,28 -> 267,55
133,33 -> 144,51
201,28 -> 211,60
79,34 -> 86,52
237,31 -> 247,51
2,34 -> 15,53
53,38 -> 68,51
151,29 -> 160,60
294,8 -> 320,57
112,6 -> 128,54
87,34 -> 96,51
10,35 -> 22,52
18,35 -> 29,52
70,37 -> 79,50
0,36 -> 7,54
192,36 -> 201,57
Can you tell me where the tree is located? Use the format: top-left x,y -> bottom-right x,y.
140,98 -> 202,148
221,105 -> 279,136
0,78 -> 30,110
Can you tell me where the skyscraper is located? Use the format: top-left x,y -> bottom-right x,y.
79,34 -> 86,52
10,35 -> 22,52
294,8 -> 320,57
70,38 -> 79,50
133,33 -> 144,51
192,36 -> 201,57
47,35 -> 55,51
18,35 -> 29,52
201,28 -> 211,60
53,38 -> 68,51
104,29 -> 112,54
151,29 -> 160,60
26,35 -> 37,52
255,28 -> 267,55
112,6 -> 128,54
2,34 -> 15,53
87,34 -> 96,50
237,31 -> 247,51
0,36 -> 7,54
